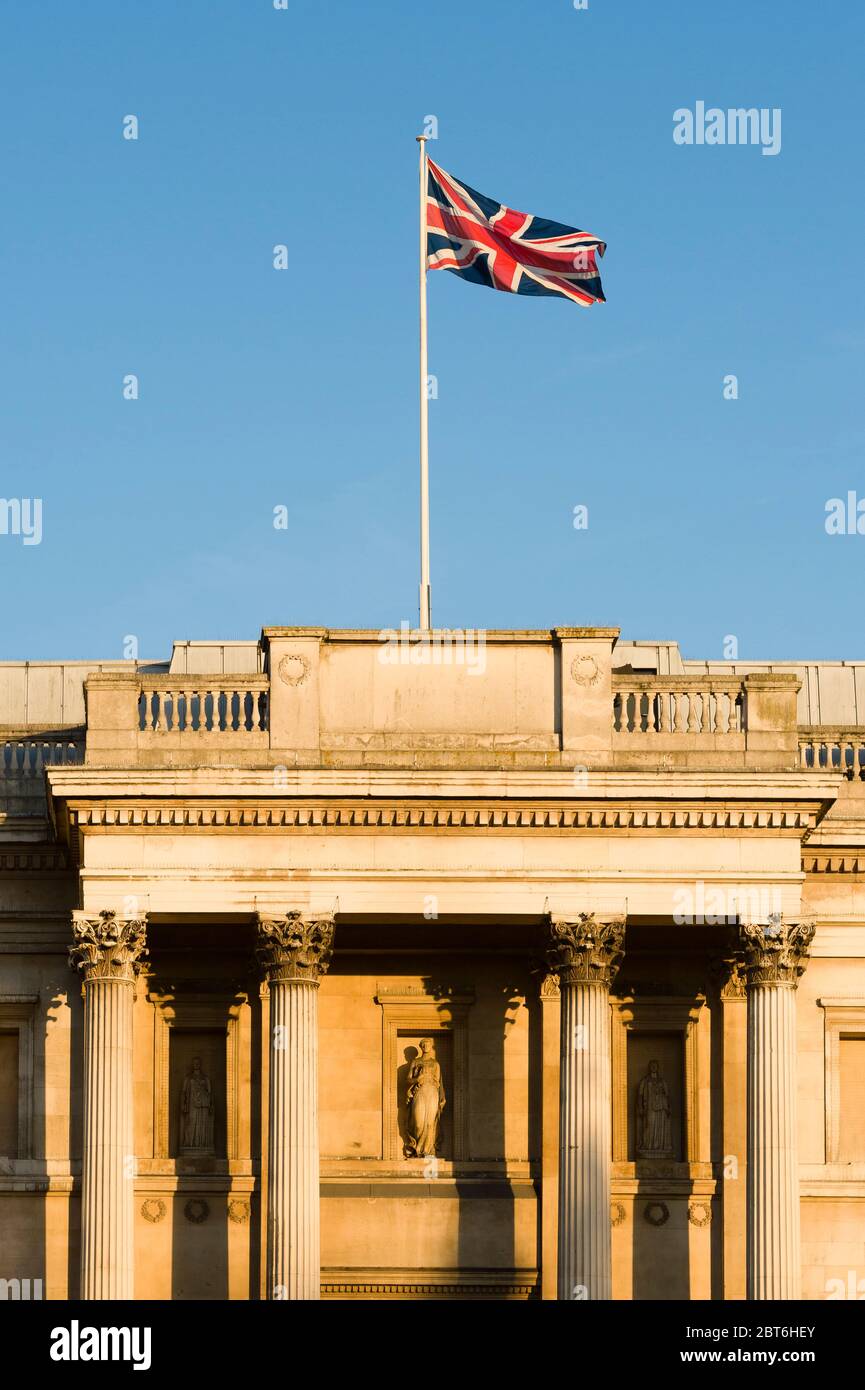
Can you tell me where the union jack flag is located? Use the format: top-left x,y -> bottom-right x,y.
426,159 -> 606,307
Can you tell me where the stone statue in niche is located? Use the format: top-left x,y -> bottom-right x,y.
404,1037 -> 446,1158
636,1059 -> 673,1159
180,1056 -> 214,1154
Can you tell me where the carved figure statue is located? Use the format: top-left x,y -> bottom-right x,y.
404,1037 -> 445,1158
180,1056 -> 214,1153
636,1059 -> 673,1158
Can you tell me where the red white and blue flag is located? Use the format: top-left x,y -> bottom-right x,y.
426,159 -> 606,307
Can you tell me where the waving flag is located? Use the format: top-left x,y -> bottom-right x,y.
426,158 -> 606,307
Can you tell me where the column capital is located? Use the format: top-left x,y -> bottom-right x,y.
544,911 -> 626,987
739,914 -> 815,987
256,910 -> 335,984
69,910 -> 148,982
708,951 -> 747,1000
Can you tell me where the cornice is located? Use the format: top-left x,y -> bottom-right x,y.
63,800 -> 822,834
804,852 -> 865,874
45,765 -> 840,804
0,845 -> 69,872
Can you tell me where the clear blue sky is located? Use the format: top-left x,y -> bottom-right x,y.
1,1 -> 862,662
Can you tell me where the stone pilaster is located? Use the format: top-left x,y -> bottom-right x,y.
256,910 -> 334,1300
69,909 -> 148,1300
740,915 -> 814,1301
545,911 -> 626,1301
709,951 -> 748,1301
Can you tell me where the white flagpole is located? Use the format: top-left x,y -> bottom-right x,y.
417,134 -> 431,630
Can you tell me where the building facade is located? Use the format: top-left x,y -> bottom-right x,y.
1,624 -> 864,1300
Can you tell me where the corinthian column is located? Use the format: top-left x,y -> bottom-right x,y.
69,909 -> 148,1300
545,911 -> 625,1301
256,910 -> 334,1300
740,915 -> 814,1301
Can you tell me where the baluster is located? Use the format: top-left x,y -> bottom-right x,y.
694,690 -> 703,733
656,687 -> 669,734
671,690 -> 683,734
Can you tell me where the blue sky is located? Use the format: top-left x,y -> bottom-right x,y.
0,1 -> 862,661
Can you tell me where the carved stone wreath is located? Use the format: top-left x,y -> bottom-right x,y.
184,1198 -> 210,1224
643,1201 -> 670,1228
227,1199 -> 250,1225
610,1201 -> 626,1227
688,1201 -> 712,1228
277,654 -> 310,687
570,655 -> 601,687
141,1198 -> 166,1224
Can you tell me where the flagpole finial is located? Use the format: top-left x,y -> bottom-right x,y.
416,134 -> 427,144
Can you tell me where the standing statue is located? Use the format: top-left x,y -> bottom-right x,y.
636,1059 -> 673,1158
404,1037 -> 446,1158
180,1056 -> 214,1153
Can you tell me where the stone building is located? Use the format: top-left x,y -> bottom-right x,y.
1,624 -> 864,1301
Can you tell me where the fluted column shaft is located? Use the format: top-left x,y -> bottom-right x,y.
70,911 -> 147,1300
257,911 -> 334,1301
546,912 -> 625,1302
268,977 -> 320,1299
741,917 -> 814,1301
558,979 -> 613,1299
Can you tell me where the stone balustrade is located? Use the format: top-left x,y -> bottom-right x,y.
138,677 -> 269,738
613,676 -> 744,737
799,727 -> 865,778
5,634 -> 849,774
1,732 -> 85,777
